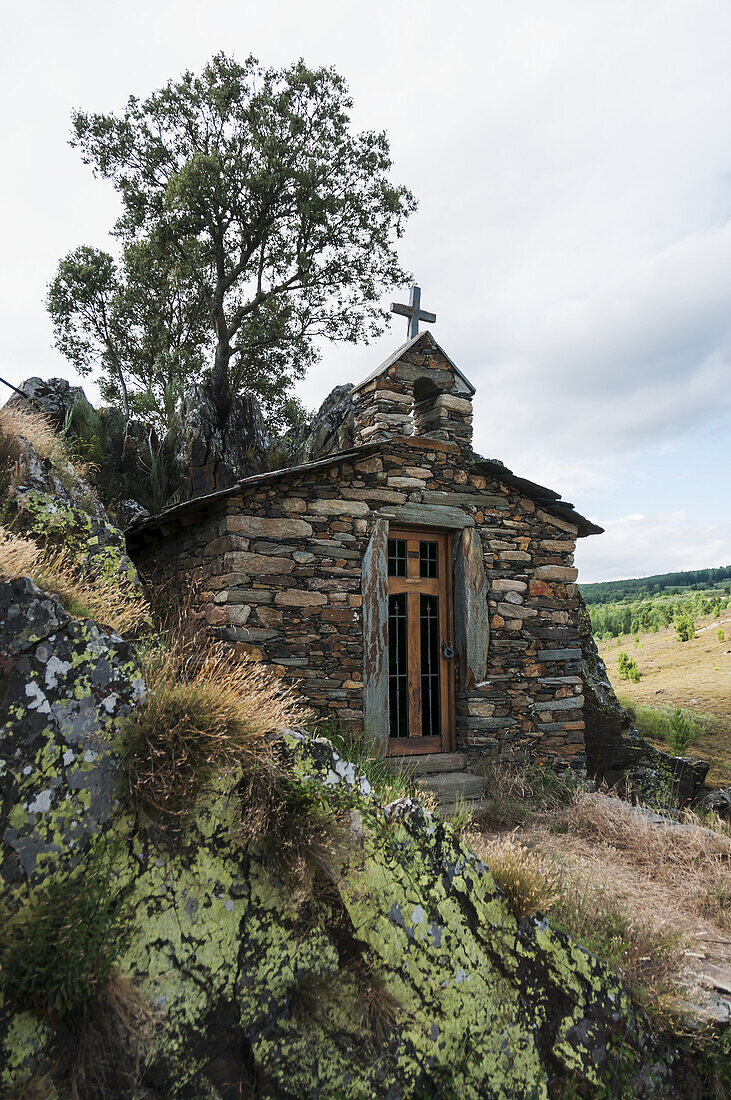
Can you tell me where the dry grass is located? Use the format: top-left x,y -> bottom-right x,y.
0,404 -> 92,500
565,793 -> 731,931
55,972 -> 156,1100
550,876 -> 685,1028
0,403 -> 70,469
120,641 -> 309,828
477,757 -> 581,829
466,766 -> 731,1029
0,526 -> 150,636
467,830 -> 563,921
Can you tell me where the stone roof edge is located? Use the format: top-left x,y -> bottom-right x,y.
126,445 -> 382,536
126,442 -> 603,541
471,459 -> 604,538
352,331 -> 477,396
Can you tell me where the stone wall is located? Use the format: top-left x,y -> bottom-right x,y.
130,435 -> 583,767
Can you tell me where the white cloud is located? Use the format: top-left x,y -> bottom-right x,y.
575,511 -> 731,583
2,0 -> 731,581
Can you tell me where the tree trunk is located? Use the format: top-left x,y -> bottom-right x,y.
210,311 -> 233,426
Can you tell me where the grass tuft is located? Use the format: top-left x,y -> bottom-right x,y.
1,1075 -> 56,1100
315,721 -> 421,805
237,769 -> 351,908
467,831 -> 562,921
120,641 -> 309,828
446,793 -> 476,835
54,972 -> 156,1100
0,526 -> 149,635
477,759 -> 581,829
0,837 -> 134,1021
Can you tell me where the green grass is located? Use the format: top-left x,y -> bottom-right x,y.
314,719 -> 418,803
619,697 -> 721,752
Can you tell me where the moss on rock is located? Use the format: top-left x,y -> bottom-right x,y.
1,581 -> 678,1098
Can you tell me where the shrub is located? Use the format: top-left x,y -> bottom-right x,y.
666,708 -> 693,755
617,651 -> 640,681
674,613 -> 695,642
718,628 -> 725,642
119,642 -> 308,828
467,832 -> 562,921
0,526 -> 150,635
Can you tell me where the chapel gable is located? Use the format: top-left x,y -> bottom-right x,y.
351,331 -> 475,453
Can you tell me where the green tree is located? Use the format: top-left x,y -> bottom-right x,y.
674,611 -> 695,642
617,651 -> 640,682
68,53 -> 415,426
47,242 -> 206,434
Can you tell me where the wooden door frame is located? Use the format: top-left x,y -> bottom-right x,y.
386,525 -> 456,756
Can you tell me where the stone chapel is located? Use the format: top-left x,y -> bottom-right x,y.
127,328 -> 602,769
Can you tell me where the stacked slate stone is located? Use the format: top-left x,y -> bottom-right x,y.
351,338 -> 474,452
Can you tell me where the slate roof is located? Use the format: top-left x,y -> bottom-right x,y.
126,441 -> 602,541
352,330 -> 477,396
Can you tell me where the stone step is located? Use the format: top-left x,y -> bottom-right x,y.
438,798 -> 492,820
417,770 -> 485,805
387,752 -> 466,778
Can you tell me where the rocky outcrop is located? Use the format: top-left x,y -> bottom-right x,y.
4,375 -> 276,512
1,578 -> 680,1098
3,376 -> 95,431
1,428 -> 140,589
177,382 -> 270,498
285,383 -> 354,463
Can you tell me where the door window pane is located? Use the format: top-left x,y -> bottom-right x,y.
419,540 -> 439,578
388,539 -> 407,577
420,594 -> 441,737
388,593 -> 408,737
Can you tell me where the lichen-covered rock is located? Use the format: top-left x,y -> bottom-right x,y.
0,577 -> 144,892
285,383 -> 355,463
1,430 -> 141,590
0,581 -> 678,1098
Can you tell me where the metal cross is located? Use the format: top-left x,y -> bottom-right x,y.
390,284 -> 437,339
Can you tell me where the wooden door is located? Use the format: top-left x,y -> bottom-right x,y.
386,527 -> 455,755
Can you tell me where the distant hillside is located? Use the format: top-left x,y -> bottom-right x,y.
580,565 -> 731,606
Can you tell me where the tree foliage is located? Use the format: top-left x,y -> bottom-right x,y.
61,53 -> 415,423
47,242 -> 206,432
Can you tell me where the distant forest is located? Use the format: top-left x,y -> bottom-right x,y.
580,565 -> 731,606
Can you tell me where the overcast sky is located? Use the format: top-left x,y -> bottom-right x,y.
2,0 -> 730,582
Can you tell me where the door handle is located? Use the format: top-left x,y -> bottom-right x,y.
441,641 -> 455,660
